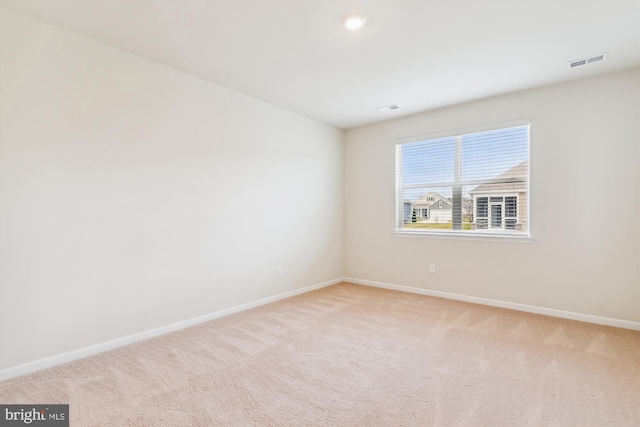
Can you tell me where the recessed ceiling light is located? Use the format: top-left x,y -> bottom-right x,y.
343,13 -> 366,30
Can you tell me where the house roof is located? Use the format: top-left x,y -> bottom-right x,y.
413,192 -> 451,208
469,161 -> 528,195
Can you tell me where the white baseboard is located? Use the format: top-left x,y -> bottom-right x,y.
344,277 -> 640,331
0,278 -> 342,382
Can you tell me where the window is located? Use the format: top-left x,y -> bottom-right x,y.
476,197 -> 488,229
395,120 -> 529,238
505,196 -> 517,230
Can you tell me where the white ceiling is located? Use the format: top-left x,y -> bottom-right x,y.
1,0 -> 639,129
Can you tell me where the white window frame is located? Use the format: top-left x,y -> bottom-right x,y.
394,119 -> 532,242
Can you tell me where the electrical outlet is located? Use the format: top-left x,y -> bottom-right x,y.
277,266 -> 282,276
429,264 -> 436,273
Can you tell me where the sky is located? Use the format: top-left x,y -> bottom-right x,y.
400,125 -> 528,202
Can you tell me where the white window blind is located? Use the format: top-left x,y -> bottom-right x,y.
395,121 -> 529,238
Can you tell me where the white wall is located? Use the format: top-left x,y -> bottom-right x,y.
0,9 -> 343,371
345,68 -> 640,323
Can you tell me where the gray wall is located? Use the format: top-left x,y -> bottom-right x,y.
345,68 -> 640,322
0,9 -> 344,370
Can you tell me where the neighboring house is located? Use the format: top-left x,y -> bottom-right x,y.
469,161 -> 528,231
412,192 -> 452,223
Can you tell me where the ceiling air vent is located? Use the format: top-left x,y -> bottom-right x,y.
569,52 -> 608,68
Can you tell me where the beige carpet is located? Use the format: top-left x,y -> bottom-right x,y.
1,282 -> 639,426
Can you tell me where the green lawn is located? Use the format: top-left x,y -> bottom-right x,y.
404,221 -> 473,230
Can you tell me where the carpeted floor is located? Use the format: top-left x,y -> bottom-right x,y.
1,282 -> 639,426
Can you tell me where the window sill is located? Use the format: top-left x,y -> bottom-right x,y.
393,230 -> 533,243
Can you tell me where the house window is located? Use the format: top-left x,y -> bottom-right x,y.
491,204 -> 502,228
394,120 -> 529,238
476,197 -> 488,229
477,195 -> 518,230
505,196 -> 517,230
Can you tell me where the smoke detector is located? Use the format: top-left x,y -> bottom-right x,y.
569,52 -> 608,68
377,104 -> 399,111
